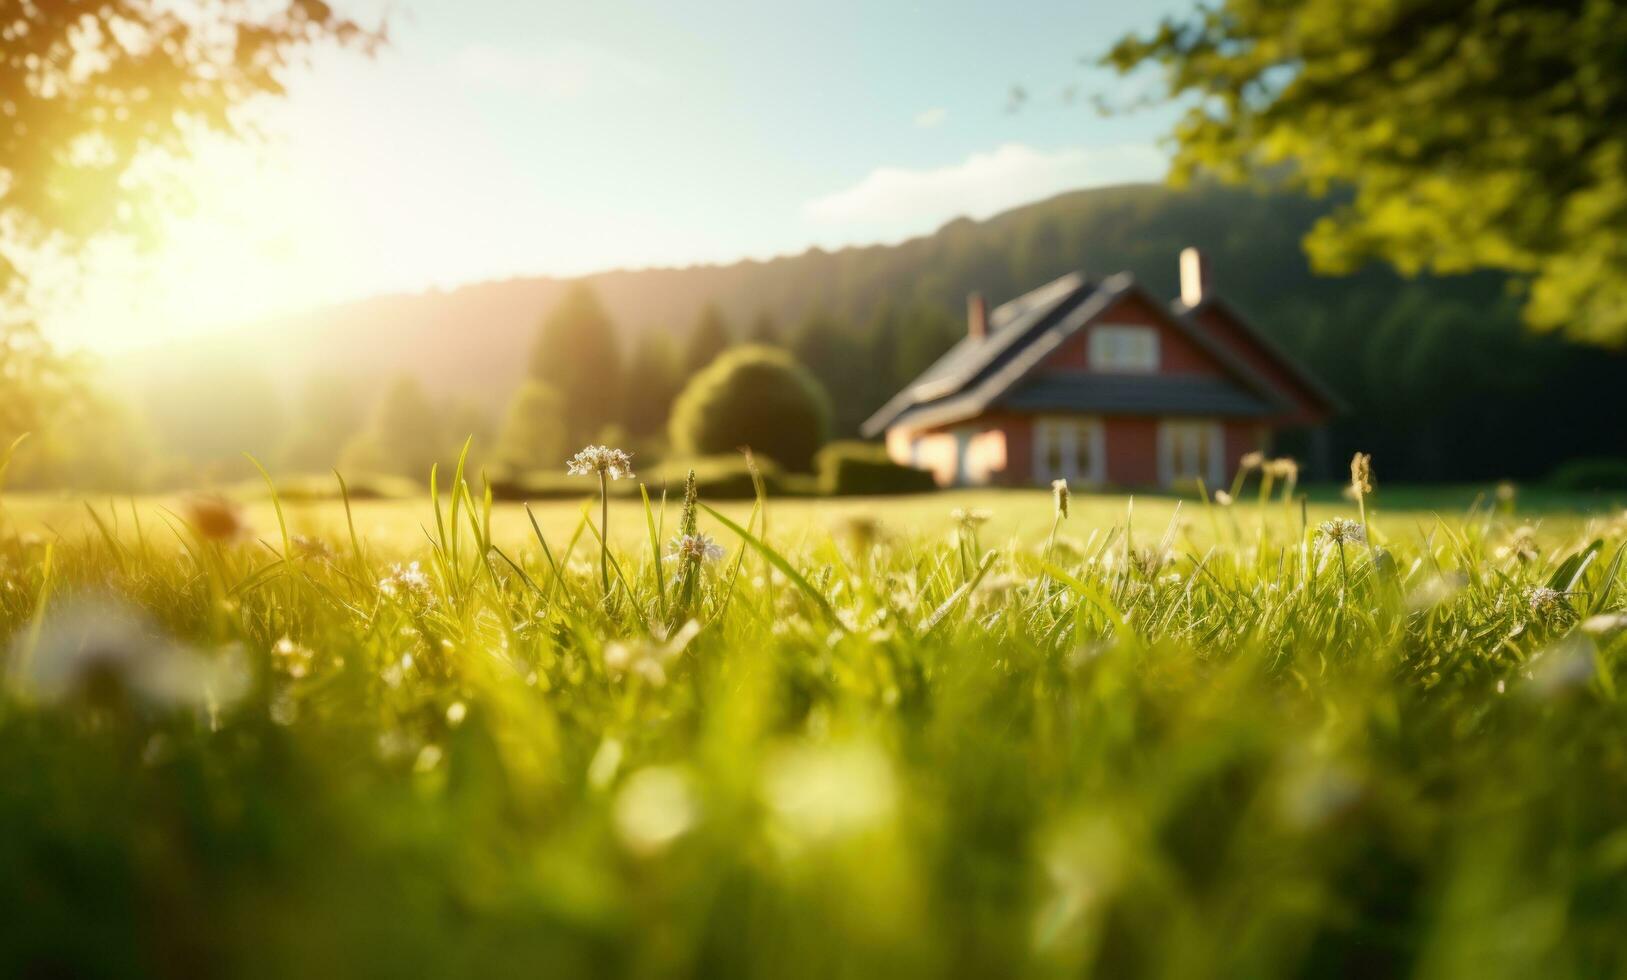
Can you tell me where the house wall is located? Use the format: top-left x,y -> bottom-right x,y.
1040,293 -> 1222,377
889,414 -> 1265,489
1104,417 -> 1161,485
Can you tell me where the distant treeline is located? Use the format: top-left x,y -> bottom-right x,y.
47,182 -> 1627,487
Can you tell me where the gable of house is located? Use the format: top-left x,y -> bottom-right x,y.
1176,297 -> 1342,425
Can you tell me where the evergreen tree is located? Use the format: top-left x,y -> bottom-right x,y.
623,331 -> 682,438
530,283 -> 621,446
682,303 -> 732,375
341,376 -> 444,479
280,374 -> 365,473
791,310 -> 868,436
748,310 -> 781,346
493,381 -> 567,474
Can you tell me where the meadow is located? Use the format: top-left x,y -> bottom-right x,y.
2,464 -> 1626,979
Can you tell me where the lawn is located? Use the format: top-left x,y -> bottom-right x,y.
1,475 -> 1625,978
5,482 -> 1618,555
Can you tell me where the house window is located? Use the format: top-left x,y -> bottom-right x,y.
1033,417 -> 1104,485
1159,420 -> 1222,488
1089,325 -> 1159,373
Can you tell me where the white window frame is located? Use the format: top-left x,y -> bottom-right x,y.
1032,416 -> 1106,486
1088,325 -> 1160,373
1157,420 -> 1224,488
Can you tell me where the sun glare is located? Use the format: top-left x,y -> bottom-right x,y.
52,141 -> 354,354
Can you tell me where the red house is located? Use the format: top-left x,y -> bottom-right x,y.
860,249 -> 1341,489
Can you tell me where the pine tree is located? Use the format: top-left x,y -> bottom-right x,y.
682,303 -> 732,375
623,331 -> 682,437
530,283 -> 621,446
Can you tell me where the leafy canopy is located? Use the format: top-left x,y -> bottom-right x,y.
1,0 -> 378,294
1105,0 -> 1627,345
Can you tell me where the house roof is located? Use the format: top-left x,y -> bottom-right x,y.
860,271 -> 1303,438
1172,295 -> 1348,414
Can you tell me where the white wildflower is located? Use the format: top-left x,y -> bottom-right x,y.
6,597 -> 249,711
1213,489 -> 1233,506
1526,586 -> 1570,620
1051,479 -> 1070,519
951,508 -> 992,529
379,561 -> 435,606
272,636 -> 315,679
614,766 -> 700,857
666,532 -> 724,564
601,620 -> 703,688
1317,518 -> 1366,545
566,444 -> 635,480
1581,612 -> 1627,635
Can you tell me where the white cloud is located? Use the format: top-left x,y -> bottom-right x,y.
913,107 -> 948,129
450,41 -> 658,100
803,143 -> 1167,233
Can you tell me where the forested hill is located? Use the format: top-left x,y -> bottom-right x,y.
117,181 -> 1625,481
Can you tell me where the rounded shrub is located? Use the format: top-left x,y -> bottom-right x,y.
668,345 -> 832,472
816,441 -> 938,495
1547,457 -> 1627,492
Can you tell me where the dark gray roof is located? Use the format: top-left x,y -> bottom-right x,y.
1172,296 -> 1347,414
861,271 -> 1298,437
1001,374 -> 1275,416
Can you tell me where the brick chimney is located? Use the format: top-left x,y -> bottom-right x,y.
967,292 -> 987,341
1179,247 -> 1211,307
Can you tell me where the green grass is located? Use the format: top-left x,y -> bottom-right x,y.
1,475 -> 1625,978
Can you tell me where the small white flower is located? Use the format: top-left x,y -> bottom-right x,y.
1526,586 -> 1569,619
1317,518 -> 1366,545
1051,479 -> 1070,519
566,445 -> 635,480
379,561 -> 435,606
951,508 -> 992,529
1213,489 -> 1233,506
667,532 -> 724,564
272,636 -> 315,679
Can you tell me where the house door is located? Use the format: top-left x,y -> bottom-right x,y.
1158,420 -> 1223,488
1032,417 -> 1105,485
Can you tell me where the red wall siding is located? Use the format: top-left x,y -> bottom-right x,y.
1189,306 -> 1329,425
1041,293 -> 1220,377
1223,421 -> 1267,483
1104,417 -> 1161,485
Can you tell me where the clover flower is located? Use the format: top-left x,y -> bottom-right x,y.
1317,518 -> 1366,545
566,445 -> 635,480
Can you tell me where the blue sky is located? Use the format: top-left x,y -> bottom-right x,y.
54,0 -> 1190,350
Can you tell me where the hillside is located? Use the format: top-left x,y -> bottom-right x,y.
114,182 -> 1384,407
113,181 -> 1626,481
